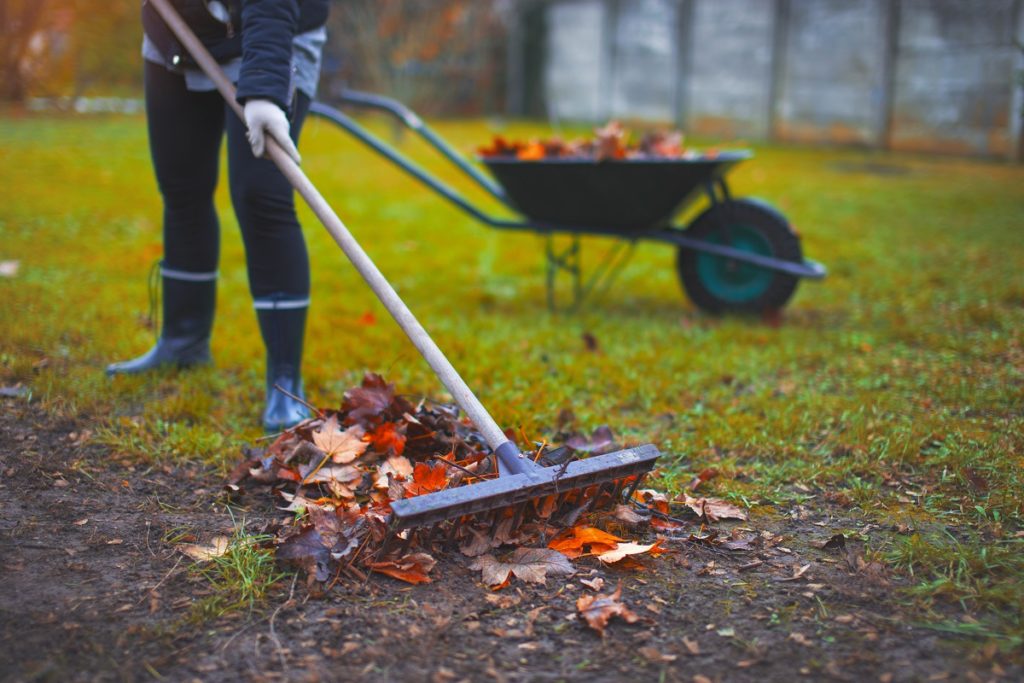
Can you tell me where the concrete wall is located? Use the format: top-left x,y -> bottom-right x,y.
686,0 -> 775,139
890,0 -> 1018,156
775,0 -> 889,145
524,0 -> 1024,159
608,0 -> 679,121
543,0 -> 607,122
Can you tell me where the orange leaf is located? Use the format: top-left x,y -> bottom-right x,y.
516,142 -> 545,160
367,552 -> 436,585
548,525 -> 626,559
368,565 -> 431,585
405,462 -> 449,497
368,422 -> 406,456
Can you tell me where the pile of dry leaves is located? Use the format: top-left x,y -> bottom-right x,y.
223,374 -> 749,630
478,121 -> 716,162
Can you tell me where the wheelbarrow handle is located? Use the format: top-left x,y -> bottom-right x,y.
147,0 -> 522,465
333,90 -> 511,206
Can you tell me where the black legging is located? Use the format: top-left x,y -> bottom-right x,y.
144,59 -> 310,300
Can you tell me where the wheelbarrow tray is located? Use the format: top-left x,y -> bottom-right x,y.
481,152 -> 751,231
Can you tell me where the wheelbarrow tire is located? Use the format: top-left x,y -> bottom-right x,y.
677,199 -> 802,314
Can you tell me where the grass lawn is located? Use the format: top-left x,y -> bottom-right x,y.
1,111 -> 1022,654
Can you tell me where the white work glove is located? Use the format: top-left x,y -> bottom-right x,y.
243,99 -> 301,164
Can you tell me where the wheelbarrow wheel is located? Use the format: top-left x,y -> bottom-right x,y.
677,199 -> 802,314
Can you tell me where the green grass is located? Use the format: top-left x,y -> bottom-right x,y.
183,520 -> 285,623
1,112 -> 1022,648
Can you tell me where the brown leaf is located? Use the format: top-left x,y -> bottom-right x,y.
594,121 -> 627,161
312,415 -> 367,464
375,455 -> 414,490
469,548 -> 574,587
682,635 -> 701,655
565,426 -> 615,455
613,504 -> 648,525
685,467 -> 719,492
342,372 -> 395,424
179,536 -> 229,562
682,494 -> 747,521
637,646 -> 677,663
367,552 -> 435,585
721,529 -> 757,551
812,533 -> 846,552
459,526 -> 498,558
277,527 -> 332,582
576,582 -> 640,635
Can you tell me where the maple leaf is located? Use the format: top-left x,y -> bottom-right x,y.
682,494 -> 748,521
368,421 -> 406,455
367,552 -> 436,585
342,372 -> 395,424
576,582 -> 640,635
298,463 -> 361,487
312,415 -> 367,464
405,461 -> 449,497
469,548 -> 574,587
548,525 -> 625,559
597,541 -> 661,564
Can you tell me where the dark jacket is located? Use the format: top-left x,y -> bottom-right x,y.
142,0 -> 329,110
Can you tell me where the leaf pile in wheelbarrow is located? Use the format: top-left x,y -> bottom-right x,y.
478,121 -> 718,162
226,373 -> 747,590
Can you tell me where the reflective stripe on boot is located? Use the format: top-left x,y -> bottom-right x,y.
106,266 -> 217,375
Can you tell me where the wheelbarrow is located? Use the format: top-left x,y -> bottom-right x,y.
309,92 -> 826,313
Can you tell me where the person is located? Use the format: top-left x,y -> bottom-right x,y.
108,0 -> 329,432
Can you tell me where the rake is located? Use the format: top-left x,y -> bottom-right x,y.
149,0 -> 660,538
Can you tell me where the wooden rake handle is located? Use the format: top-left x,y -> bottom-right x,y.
147,0 -> 520,461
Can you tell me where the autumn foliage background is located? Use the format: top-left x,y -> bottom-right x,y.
0,0 -> 507,114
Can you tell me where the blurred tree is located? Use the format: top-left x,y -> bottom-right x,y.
323,0 -> 509,116
0,0 -> 139,103
0,0 -> 50,101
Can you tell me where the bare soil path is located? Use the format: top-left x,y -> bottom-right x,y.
0,399 -> 1012,682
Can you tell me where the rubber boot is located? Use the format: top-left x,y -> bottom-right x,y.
106,267 -> 216,375
255,298 -> 311,432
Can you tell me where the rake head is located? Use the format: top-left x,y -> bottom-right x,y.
388,443 -> 660,533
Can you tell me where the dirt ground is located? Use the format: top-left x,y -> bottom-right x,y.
0,398 -> 1015,683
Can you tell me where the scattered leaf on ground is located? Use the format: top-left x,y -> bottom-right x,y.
576,582 -> 640,635
469,548 -> 574,587
179,536 -> 229,562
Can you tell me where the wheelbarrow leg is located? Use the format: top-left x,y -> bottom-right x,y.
545,234 -> 582,311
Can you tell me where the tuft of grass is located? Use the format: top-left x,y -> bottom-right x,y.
188,523 -> 285,622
